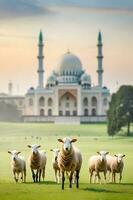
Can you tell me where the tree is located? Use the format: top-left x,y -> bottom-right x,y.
0,101 -> 22,122
107,85 -> 133,136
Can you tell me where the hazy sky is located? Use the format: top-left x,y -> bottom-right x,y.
0,0 -> 133,94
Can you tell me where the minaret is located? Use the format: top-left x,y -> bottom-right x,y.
37,30 -> 44,88
97,31 -> 103,87
8,80 -> 13,95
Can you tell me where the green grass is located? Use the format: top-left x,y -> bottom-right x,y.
0,122 -> 133,200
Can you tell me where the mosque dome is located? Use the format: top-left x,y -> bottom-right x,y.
81,73 -> 91,85
55,51 -> 83,76
47,71 -> 57,84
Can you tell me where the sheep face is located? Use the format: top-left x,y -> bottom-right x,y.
51,149 -> 60,161
58,138 -> 77,153
8,150 -> 21,161
115,154 -> 125,163
97,151 -> 109,162
27,144 -> 41,155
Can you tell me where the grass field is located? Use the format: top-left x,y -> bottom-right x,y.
0,122 -> 133,200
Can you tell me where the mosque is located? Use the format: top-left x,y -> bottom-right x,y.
0,31 -> 110,124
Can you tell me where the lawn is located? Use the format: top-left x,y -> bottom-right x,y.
0,122 -> 133,200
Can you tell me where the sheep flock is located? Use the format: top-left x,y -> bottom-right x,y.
7,137 -> 126,190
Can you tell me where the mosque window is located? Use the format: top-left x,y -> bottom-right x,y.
83,97 -> 88,106
39,96 -> 45,107
48,109 -> 52,116
66,111 -> 70,116
84,109 -> 89,116
40,109 -> 45,116
91,97 -> 97,107
29,98 -> 33,106
59,110 -> 63,116
103,98 -> 108,106
74,101 -> 77,107
91,108 -> 97,116
48,98 -> 53,107
73,110 -> 77,116
66,96 -> 69,100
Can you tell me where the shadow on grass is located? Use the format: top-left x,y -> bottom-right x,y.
83,188 -> 121,194
25,181 -> 57,185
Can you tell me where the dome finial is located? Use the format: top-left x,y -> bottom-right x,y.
67,49 -> 71,54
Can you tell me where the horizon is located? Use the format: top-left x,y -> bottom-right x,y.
0,0 -> 132,94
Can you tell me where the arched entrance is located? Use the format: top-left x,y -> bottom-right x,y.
59,91 -> 77,116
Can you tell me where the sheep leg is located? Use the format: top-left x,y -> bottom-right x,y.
119,172 -> 122,183
112,172 -> 115,183
97,171 -> 101,184
90,170 -> 93,184
21,172 -> 23,182
36,170 -> 39,182
61,171 -> 65,190
103,171 -> 107,183
42,167 -> 45,180
76,170 -> 79,188
54,169 -> 58,183
13,171 -> 17,183
39,169 -> 42,182
31,170 -> 36,183
69,171 -> 73,188
58,170 -> 61,184
24,168 -> 26,183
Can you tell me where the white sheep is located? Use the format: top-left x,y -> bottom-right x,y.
57,137 -> 82,190
50,148 -> 61,183
27,144 -> 47,183
89,151 -> 109,184
8,150 -> 26,183
107,154 -> 125,183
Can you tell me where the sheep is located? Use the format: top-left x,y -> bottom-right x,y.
27,144 -> 47,183
50,148 -> 61,183
89,151 -> 109,184
57,137 -> 82,190
8,150 -> 26,183
107,154 -> 125,183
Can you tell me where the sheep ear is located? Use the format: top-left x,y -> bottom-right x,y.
97,152 -> 100,155
8,151 -> 12,154
17,152 -> 21,155
58,139 -> 64,143
37,145 -> 41,149
71,139 -> 77,143
27,145 -> 31,148
122,155 -> 125,157
114,155 -> 117,157
50,149 -> 53,152
106,152 -> 109,155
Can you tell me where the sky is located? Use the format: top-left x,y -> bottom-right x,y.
0,0 -> 133,94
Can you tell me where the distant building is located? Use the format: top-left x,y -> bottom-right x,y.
0,31 -> 110,124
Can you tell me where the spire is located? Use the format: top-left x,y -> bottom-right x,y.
98,31 -> 102,44
8,80 -> 13,95
39,30 -> 43,44
37,30 -> 44,88
97,31 -> 103,87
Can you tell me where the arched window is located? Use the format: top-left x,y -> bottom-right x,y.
66,111 -> 70,116
91,108 -> 96,116
29,98 -> 33,106
59,110 -> 63,116
103,98 -> 108,106
83,97 -> 88,106
48,109 -> 52,116
48,98 -> 53,107
40,109 -> 45,116
91,97 -> 97,107
39,97 -> 45,107
73,110 -> 77,116
84,109 -> 89,116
